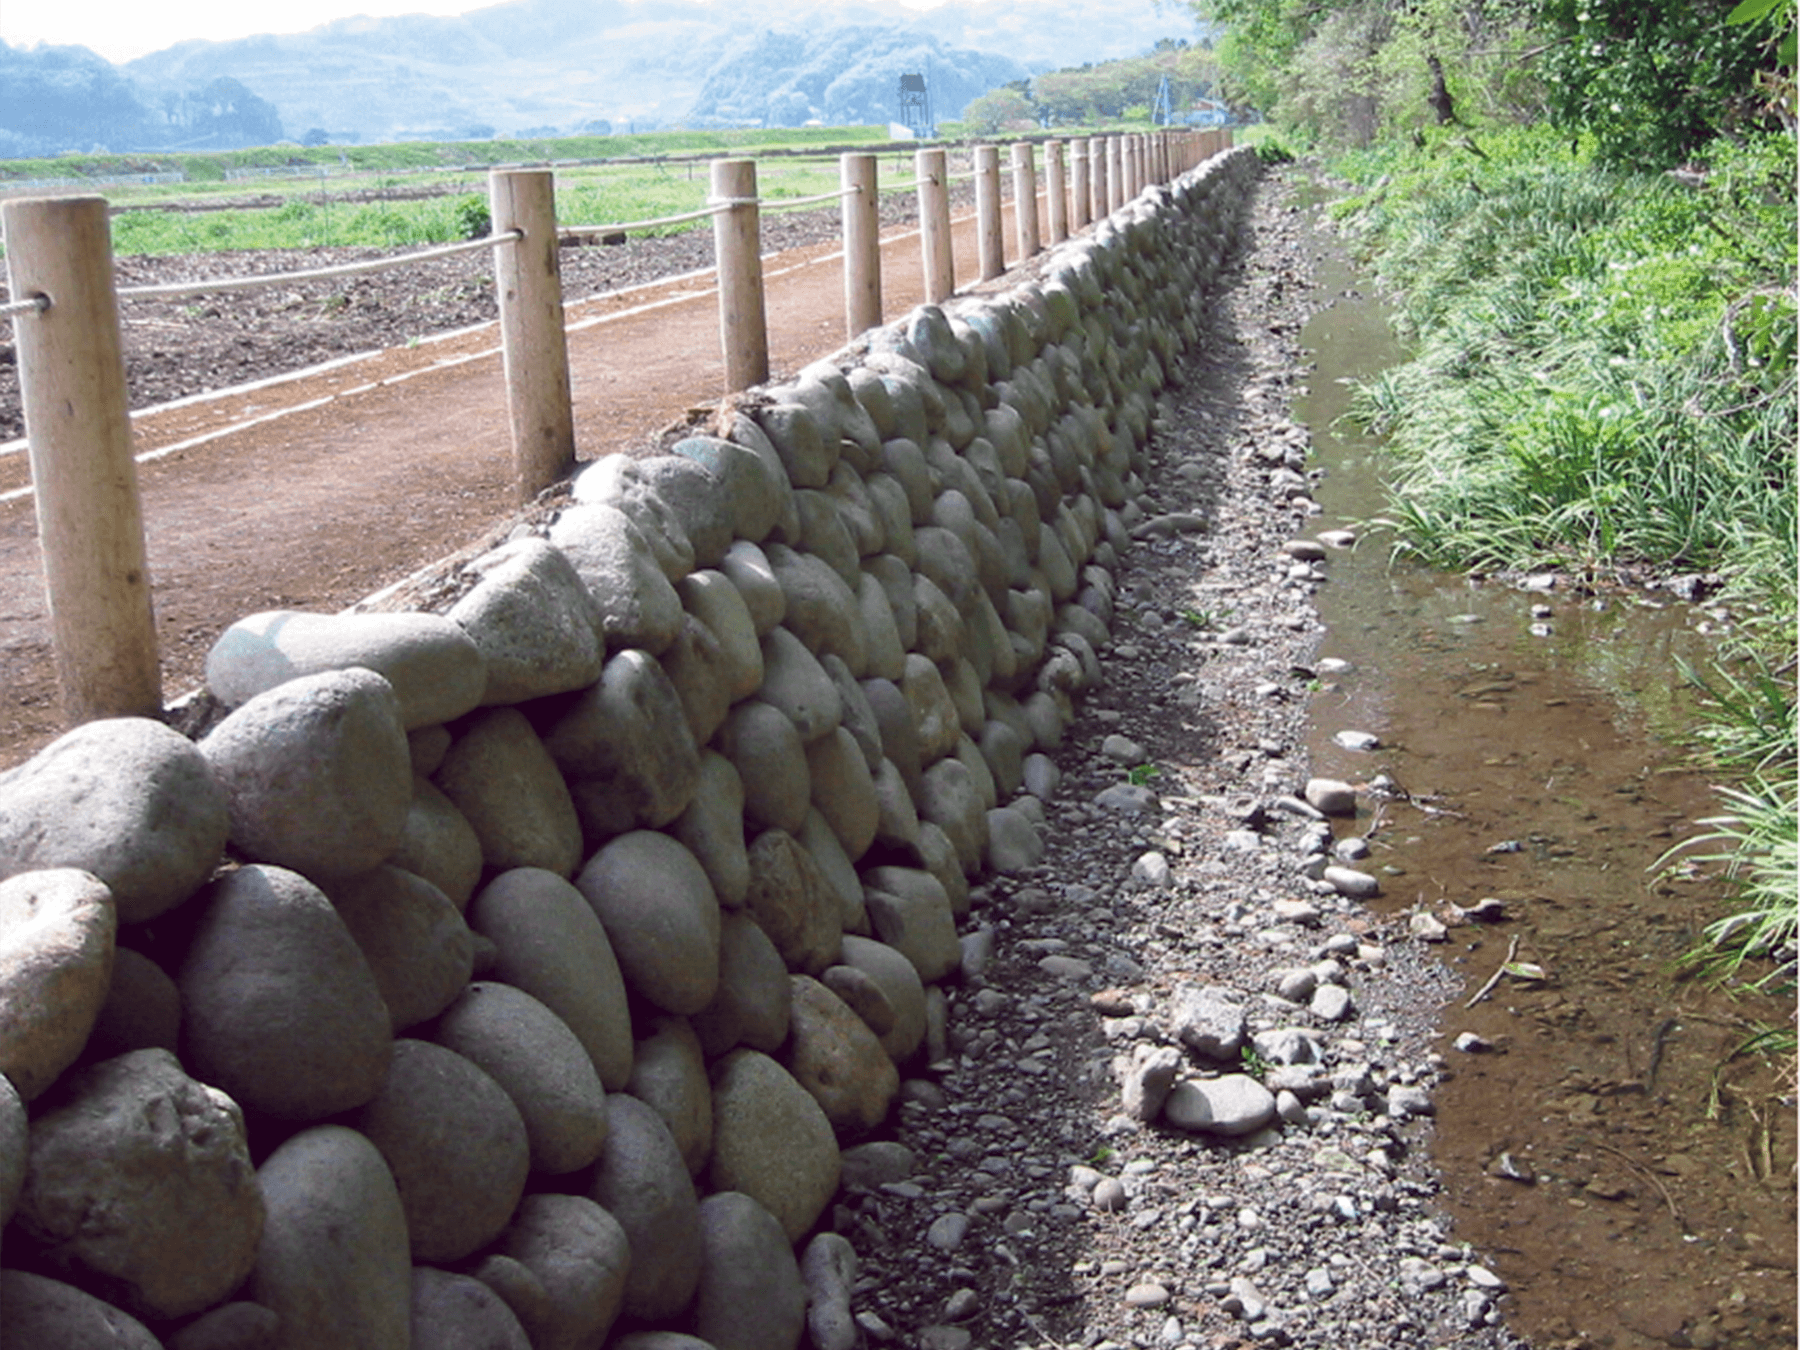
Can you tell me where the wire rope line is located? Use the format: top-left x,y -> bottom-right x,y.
0,294 -> 49,318
114,230 -> 524,301
559,184 -> 862,239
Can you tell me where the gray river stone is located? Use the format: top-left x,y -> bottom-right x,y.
545,648 -> 701,837
862,867 -> 960,984
0,1270 -> 161,1349
861,676 -> 922,790
327,864 -> 473,1032
201,667 -> 412,883
627,1015 -> 712,1177
180,865 -> 390,1121
0,868 -> 116,1102
1325,865 -> 1382,899
953,733 -> 998,812
785,974 -> 899,1137
986,807 -> 1045,872
671,434 -> 789,544
754,401 -> 834,489
864,554 -> 919,649
434,708 -> 583,878
15,1048 -> 262,1320
807,726 -> 880,861
821,964 -> 895,1039
1171,984 -> 1247,1062
588,1093 -> 702,1321
205,608 -> 487,730
1163,1075 -> 1277,1136
469,867 -> 635,1090
253,1125 -> 412,1350
672,751 -> 751,908
802,1232 -> 859,1350
857,571 -> 909,681
390,775 -> 484,913
550,502 -> 684,654
916,757 -> 985,876
0,717 -> 228,924
979,719 -> 1027,798
692,911 -> 793,1058
165,1300 -> 280,1350
661,613 -> 735,747
742,828 -> 842,977
795,488 -> 862,588
708,1049 -> 841,1243
448,537 -> 605,706
719,700 -> 811,835
571,454 -> 696,580
678,569 -> 765,701
1121,1043 -> 1183,1122
692,1191 -> 807,1350
869,758 -> 922,854
353,1039 -> 529,1263
821,653 -> 883,770
1303,777 -> 1358,816
497,1193 -> 630,1350
86,947 -> 179,1062
411,1267 -> 531,1350
579,831 -> 720,1016
798,807 -> 866,932
759,626 -> 844,743
435,981 -> 608,1176
630,454 -> 734,568
911,572 -> 966,663
720,539 -> 787,635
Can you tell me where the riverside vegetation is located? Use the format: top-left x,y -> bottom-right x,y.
1195,0 -> 1798,1052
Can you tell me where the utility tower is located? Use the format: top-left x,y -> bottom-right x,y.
898,73 -> 933,139
1153,74 -> 1174,127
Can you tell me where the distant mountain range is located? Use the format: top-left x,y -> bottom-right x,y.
0,0 -> 1202,156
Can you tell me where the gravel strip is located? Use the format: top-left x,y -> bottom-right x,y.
833,173 -> 1532,1350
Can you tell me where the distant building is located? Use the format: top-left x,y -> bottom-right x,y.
898,73 -> 933,139
1180,97 -> 1231,127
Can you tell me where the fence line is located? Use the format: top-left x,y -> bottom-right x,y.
2,129 -> 1230,726
112,231 -> 524,302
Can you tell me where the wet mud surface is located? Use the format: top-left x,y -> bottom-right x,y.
1295,224 -> 1797,1350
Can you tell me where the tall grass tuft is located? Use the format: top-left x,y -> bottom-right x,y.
1333,125 -> 1797,1020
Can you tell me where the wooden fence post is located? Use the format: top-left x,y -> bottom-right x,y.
1090,138 -> 1108,221
1010,142 -> 1040,260
974,144 -> 1004,281
1126,134 -> 1141,198
916,147 -> 954,305
840,152 -> 881,337
2,196 -> 161,723
489,169 -> 574,500
1070,139 -> 1091,231
1108,136 -> 1125,213
1045,140 -> 1068,244
710,158 -> 769,393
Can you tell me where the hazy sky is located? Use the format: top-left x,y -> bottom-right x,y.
0,0 -> 965,64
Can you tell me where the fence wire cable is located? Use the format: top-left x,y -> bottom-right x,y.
0,294 -> 49,319
114,230 -> 524,301
561,184 -> 861,239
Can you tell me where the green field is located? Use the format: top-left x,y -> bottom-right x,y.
1,125 -> 935,256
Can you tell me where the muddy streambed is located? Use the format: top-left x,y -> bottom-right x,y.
1290,227 -> 1797,1350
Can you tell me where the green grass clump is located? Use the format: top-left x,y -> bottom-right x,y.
1330,123 -> 1798,1021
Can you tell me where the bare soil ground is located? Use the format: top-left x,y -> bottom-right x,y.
0,186 -> 981,766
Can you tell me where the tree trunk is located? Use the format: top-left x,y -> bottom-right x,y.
1427,54 -> 1458,125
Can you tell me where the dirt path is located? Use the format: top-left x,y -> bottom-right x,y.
0,196 -> 1048,766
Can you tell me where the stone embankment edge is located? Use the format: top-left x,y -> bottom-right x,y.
0,147 -> 1261,1347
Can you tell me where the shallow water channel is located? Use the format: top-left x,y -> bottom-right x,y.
1289,217 -> 1797,1350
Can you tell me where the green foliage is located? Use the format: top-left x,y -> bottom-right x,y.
1031,43 -> 1222,124
963,88 -> 1037,136
1536,0 -> 1786,168
1337,126 -> 1796,633
1190,0 -> 1542,145
1255,139 -> 1296,163
1126,763 -> 1161,787
452,196 -> 491,241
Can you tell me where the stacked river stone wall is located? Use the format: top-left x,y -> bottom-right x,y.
0,146 -> 1258,1350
